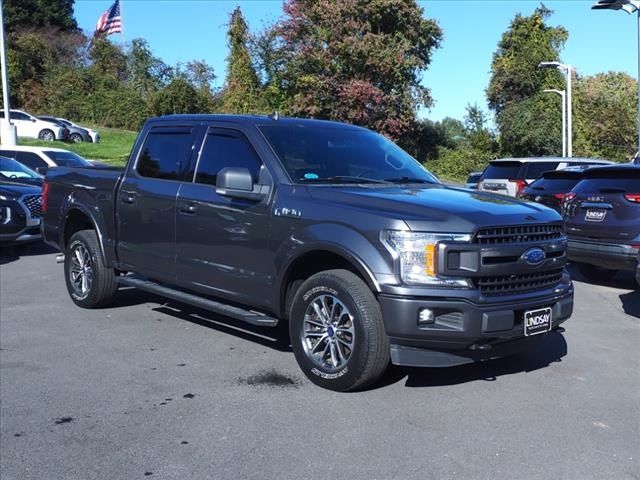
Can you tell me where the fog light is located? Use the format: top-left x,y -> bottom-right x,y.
418,308 -> 435,325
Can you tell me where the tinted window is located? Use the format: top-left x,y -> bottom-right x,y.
259,124 -> 438,184
525,162 -> 559,179
137,127 -> 195,180
16,151 -> 47,169
573,178 -> 640,193
0,150 -> 17,159
527,177 -> 581,192
0,157 -> 42,180
193,130 -> 262,186
482,162 -> 522,179
44,150 -> 91,167
11,112 -> 30,121
467,173 -> 482,183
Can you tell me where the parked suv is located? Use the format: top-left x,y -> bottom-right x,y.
0,110 -> 68,141
518,169 -> 586,213
0,164 -> 43,245
478,158 -> 612,197
564,164 -> 640,281
43,115 -> 573,391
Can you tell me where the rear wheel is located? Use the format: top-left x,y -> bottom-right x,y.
64,230 -> 118,308
38,129 -> 55,141
289,269 -> 389,391
576,262 -> 617,281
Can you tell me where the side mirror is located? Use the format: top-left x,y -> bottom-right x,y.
216,167 -> 269,201
31,118 -> 36,122
35,167 -> 49,175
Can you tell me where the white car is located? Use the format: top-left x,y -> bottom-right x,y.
0,146 -> 93,174
477,157 -> 613,197
0,109 -> 68,141
56,118 -> 100,143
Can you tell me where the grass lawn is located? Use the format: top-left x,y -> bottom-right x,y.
18,127 -> 137,166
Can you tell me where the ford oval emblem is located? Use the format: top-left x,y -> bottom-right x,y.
521,247 -> 546,266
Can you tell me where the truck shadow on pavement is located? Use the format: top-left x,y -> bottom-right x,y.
619,291 -> 640,319
0,242 -> 58,265
111,286 -> 292,352
378,331 -> 568,389
111,286 -> 568,389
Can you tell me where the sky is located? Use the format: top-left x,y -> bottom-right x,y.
73,0 -> 637,122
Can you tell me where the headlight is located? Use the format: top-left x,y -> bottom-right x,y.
382,231 -> 472,287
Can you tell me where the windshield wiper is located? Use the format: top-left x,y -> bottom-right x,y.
383,176 -> 436,184
300,175 -> 389,184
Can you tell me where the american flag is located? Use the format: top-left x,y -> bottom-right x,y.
95,0 -> 122,36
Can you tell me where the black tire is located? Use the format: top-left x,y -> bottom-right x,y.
70,133 -> 83,143
576,262 -> 617,281
64,230 -> 118,308
289,269 -> 389,392
38,129 -> 55,141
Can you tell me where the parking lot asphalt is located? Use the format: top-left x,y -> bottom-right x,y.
1,244 -> 639,480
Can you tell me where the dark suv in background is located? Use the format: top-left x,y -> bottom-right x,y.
518,169 -> 585,213
564,165 -> 640,281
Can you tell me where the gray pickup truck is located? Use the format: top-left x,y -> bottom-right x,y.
42,115 -> 573,391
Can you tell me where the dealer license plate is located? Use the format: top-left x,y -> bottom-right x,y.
585,209 -> 607,222
524,307 -> 552,336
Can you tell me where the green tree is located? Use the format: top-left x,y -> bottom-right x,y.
4,0 -> 78,34
127,38 -> 172,99
220,7 -> 263,113
575,72 -> 638,160
274,0 -> 442,139
150,77 -> 202,116
487,6 -> 568,155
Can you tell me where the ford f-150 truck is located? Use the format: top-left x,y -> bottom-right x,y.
42,115 -> 573,391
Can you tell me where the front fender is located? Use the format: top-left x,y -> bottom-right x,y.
275,223 -> 399,294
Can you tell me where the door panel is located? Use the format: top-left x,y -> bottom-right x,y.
117,125 -> 199,282
175,128 -> 274,308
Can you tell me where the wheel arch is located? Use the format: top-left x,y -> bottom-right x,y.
62,206 -> 112,266
279,247 -> 380,320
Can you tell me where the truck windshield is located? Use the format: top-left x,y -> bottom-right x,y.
259,124 -> 439,184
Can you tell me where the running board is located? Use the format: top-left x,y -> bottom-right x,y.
118,276 -> 279,327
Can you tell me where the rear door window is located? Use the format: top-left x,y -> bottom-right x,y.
136,126 -> 196,181
16,151 -> 47,169
482,162 -> 523,179
524,162 -> 559,179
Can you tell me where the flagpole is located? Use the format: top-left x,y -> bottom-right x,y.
118,0 -> 125,48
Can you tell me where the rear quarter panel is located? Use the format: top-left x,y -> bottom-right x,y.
43,167 -> 122,264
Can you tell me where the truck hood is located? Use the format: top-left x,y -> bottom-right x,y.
307,184 -> 561,232
0,181 -> 42,199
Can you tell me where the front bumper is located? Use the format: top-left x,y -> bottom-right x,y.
379,285 -> 573,367
567,238 -> 638,272
0,198 -> 42,245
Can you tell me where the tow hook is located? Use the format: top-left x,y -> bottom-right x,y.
56,254 -> 65,264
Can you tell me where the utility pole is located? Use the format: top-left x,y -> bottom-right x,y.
0,0 -> 16,146
539,61 -> 574,157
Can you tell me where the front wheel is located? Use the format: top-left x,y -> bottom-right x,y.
70,133 -> 83,143
289,269 -> 390,391
38,129 -> 55,141
64,230 -> 118,308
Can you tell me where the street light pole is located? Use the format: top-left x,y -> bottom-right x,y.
0,0 -> 16,146
539,61 -> 574,157
544,89 -> 567,157
592,0 -> 640,159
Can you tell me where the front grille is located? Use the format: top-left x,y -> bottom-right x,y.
475,224 -> 564,245
474,268 -> 564,296
22,195 -> 43,218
